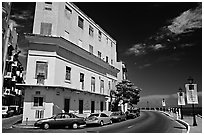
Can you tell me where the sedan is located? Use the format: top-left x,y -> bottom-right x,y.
34,113 -> 86,129
85,113 -> 112,126
110,111 -> 126,122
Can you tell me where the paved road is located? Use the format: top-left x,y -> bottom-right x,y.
2,114 -> 22,129
3,111 -> 186,133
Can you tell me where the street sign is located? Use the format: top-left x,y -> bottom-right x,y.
185,84 -> 198,104
162,99 -> 166,106
177,92 -> 185,105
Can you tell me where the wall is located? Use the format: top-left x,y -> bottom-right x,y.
33,2 -> 117,68
22,86 -> 107,124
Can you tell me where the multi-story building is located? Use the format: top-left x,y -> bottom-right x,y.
2,2 -> 24,111
17,2 -> 125,124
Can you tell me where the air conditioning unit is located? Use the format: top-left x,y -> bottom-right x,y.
12,61 -> 18,67
4,89 -> 10,95
4,72 -> 12,78
12,76 -> 16,81
16,70 -> 20,76
37,74 -> 45,85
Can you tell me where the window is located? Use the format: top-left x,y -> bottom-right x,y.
80,73 -> 84,90
98,30 -> 102,41
44,2 -> 52,10
108,81 -> 111,90
89,45 -> 93,54
91,77 -> 95,92
78,16 -> 84,29
78,39 -> 82,47
106,37 -> 108,44
65,5 -> 72,19
111,59 -> 113,65
106,56 -> 109,63
100,79 -> 104,94
89,25 -> 94,37
98,51 -> 101,59
40,22 -> 52,35
35,110 -> 44,118
111,42 -> 113,47
34,97 -> 43,107
65,66 -> 71,81
35,61 -> 48,79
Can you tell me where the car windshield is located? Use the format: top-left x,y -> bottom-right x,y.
89,114 -> 99,117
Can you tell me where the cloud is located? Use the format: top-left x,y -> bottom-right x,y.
138,63 -> 152,69
126,43 -> 146,56
125,3 -> 201,57
167,4 -> 202,34
138,91 -> 202,107
10,10 -> 34,20
151,44 -> 164,50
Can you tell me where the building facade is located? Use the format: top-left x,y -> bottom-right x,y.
2,2 -> 24,111
18,2 -> 126,124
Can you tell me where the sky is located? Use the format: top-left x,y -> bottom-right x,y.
10,2 -> 202,108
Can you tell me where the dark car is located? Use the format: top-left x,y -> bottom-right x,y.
34,113 -> 86,129
125,108 -> 140,119
110,111 -> 126,122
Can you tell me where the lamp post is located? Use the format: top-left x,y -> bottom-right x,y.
147,101 -> 149,110
187,76 -> 197,126
178,87 -> 183,119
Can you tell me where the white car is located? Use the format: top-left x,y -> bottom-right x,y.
2,106 -> 14,118
85,113 -> 112,126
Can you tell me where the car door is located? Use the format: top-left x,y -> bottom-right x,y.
100,113 -> 109,124
52,113 -> 65,127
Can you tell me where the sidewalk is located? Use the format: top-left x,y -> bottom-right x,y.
163,111 -> 202,133
182,115 -> 202,133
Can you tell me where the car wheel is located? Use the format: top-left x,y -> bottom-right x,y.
43,123 -> 50,130
72,123 -> 78,129
100,121 -> 104,126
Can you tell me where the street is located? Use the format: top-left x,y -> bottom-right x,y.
2,111 -> 186,133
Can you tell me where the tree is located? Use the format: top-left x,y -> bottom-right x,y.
110,80 -> 141,111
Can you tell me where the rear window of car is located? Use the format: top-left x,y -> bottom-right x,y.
89,114 -> 99,117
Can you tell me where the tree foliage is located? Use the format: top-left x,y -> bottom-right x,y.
110,80 -> 141,111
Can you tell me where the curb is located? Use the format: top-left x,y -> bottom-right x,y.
176,119 -> 190,133
12,124 -> 38,129
159,111 -> 190,133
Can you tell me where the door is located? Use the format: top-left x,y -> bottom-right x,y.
91,101 -> 95,113
79,100 -> 83,114
64,99 -> 70,113
100,101 -> 103,112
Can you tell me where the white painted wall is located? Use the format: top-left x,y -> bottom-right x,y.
33,2 -> 117,67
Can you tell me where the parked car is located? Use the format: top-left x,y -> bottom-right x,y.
125,108 -> 140,119
9,105 -> 20,115
2,106 -> 15,118
110,111 -> 126,122
85,113 -> 112,126
34,113 -> 86,129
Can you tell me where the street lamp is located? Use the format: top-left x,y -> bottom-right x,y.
178,87 -> 183,119
147,101 -> 149,110
187,76 -> 197,126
